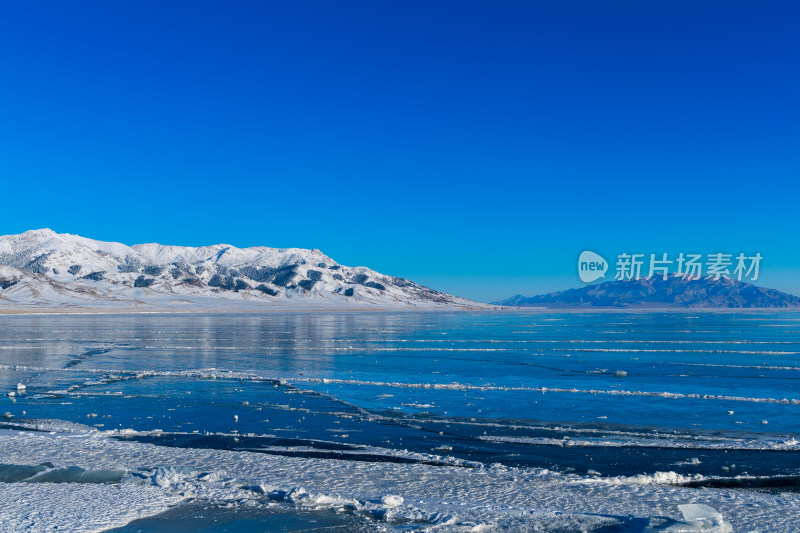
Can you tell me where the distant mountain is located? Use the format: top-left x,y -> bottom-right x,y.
0,229 -> 483,311
495,275 -> 800,309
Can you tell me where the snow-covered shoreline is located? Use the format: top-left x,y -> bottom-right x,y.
0,304 -> 493,316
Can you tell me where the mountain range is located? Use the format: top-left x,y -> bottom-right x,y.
495,275 -> 800,309
0,229 -> 481,311
5,230 -> 796,312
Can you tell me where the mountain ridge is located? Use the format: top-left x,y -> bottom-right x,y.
0,229 -> 484,310
494,275 -> 800,309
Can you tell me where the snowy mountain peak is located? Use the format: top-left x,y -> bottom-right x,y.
21,228 -> 57,237
0,230 -> 481,310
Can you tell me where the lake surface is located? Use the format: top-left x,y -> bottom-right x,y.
1,311 -> 799,531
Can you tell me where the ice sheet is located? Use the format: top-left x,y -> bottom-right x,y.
1,427 -> 798,532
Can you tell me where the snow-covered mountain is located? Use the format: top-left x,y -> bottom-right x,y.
0,229 -> 482,311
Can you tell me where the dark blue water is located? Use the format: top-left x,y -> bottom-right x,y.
1,311 -> 799,484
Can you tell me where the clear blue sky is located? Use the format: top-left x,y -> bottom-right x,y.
1,1 -> 798,302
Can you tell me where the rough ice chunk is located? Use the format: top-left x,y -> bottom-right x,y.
25,465 -> 128,484
150,466 -> 198,489
657,504 -> 733,532
0,463 -> 127,484
0,463 -> 51,482
382,494 -> 404,507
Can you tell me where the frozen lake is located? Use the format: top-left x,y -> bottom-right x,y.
1,311 -> 799,531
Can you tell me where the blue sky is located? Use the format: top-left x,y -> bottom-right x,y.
1,1 -> 798,302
